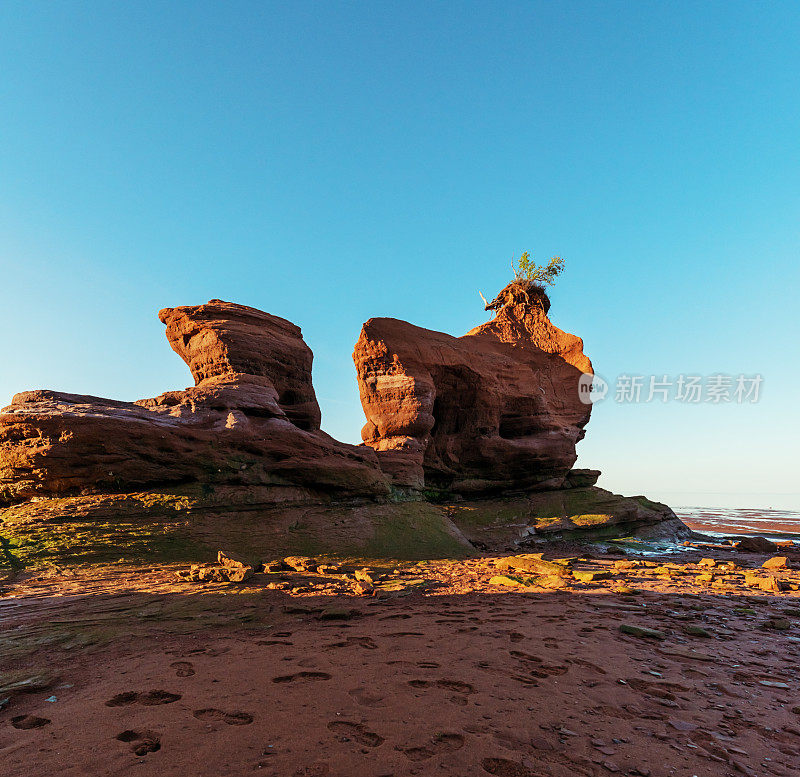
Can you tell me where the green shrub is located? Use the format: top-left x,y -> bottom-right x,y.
511,252 -> 564,287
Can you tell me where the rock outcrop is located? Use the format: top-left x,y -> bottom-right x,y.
152,300 -> 322,431
0,300 -> 388,503
449,487 -> 689,550
354,282 -> 592,493
0,291 -> 687,555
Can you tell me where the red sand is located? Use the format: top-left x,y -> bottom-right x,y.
2,556 -> 800,777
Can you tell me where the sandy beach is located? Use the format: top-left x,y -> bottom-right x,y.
3,542 -> 800,777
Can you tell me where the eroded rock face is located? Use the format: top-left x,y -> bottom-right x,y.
156,300 -> 321,431
354,283 -> 593,493
0,292 -> 686,550
0,300 -> 388,502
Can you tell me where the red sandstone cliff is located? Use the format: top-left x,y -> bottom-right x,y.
353,283 -> 593,493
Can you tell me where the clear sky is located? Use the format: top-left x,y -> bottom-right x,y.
1,2 -> 798,509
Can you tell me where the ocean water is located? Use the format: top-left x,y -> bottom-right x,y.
674,506 -> 800,540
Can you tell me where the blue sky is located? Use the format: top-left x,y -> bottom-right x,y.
1,2 -> 798,508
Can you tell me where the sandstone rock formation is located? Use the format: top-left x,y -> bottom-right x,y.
0,291 -> 686,555
354,282 -> 592,493
153,300 -> 321,431
0,300 -> 388,503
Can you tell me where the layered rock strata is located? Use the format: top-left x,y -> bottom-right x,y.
0,291 -> 687,553
0,300 -> 388,503
354,282 -> 592,493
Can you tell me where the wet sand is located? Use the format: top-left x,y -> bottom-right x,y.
2,546 -> 800,777
675,506 -> 800,539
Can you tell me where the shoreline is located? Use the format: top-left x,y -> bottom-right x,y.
675,506 -> 800,543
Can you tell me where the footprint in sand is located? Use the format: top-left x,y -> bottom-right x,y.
402,733 -> 465,761
349,636 -> 378,649
508,651 -> 568,678
185,647 -> 229,657
105,690 -> 181,707
347,687 -> 385,707
408,679 -> 475,694
170,661 -> 195,677
193,708 -> 253,725
509,649 -> 544,663
11,715 -> 50,730
569,657 -> 607,675
323,636 -> 378,651
272,672 -> 332,683
327,721 -> 385,747
116,729 -> 161,756
508,673 -> 539,686
530,665 -> 568,678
